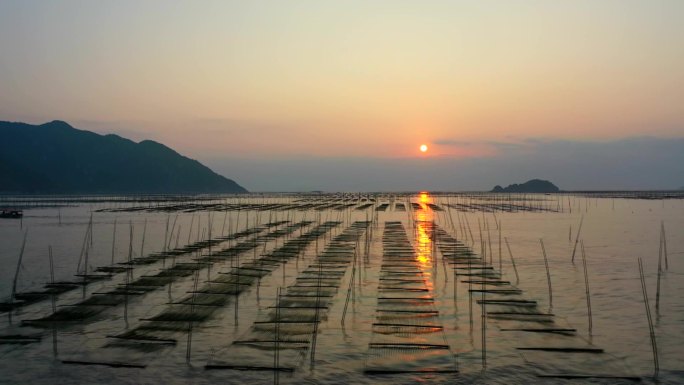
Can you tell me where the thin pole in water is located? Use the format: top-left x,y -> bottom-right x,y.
656,225 -> 663,314
274,287 -> 281,385
570,216 -> 584,263
49,245 -> 58,357
481,255 -> 487,369
498,220 -> 502,273
540,239 -> 553,310
638,258 -> 659,380
124,222 -> 133,328
111,218 -> 117,266
661,221 -> 668,271
187,256 -> 201,365
504,237 -> 519,285
11,230 -> 29,307
140,218 -> 147,260
163,215 -> 170,253
580,240 -> 592,337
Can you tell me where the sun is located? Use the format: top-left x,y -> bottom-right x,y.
420,144 -> 428,153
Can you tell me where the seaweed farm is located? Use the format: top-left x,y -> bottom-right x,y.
0,193 -> 683,384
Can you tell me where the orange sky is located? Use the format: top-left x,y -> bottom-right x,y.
1,1 -> 683,161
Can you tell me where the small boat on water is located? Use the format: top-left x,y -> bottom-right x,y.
0,209 -> 23,219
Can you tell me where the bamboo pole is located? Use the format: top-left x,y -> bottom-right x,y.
49,245 -> 58,357
110,218 -> 117,266
540,239 -> 553,310
498,220 -> 502,272
656,226 -> 663,313
140,218 -> 147,259
638,258 -> 659,379
187,252 -> 201,365
274,287 -> 281,384
10,230 -> 29,306
481,256 -> 487,369
504,237 -> 520,285
571,216 -> 584,263
661,221 -> 668,271
124,222 -> 133,328
580,241 -> 592,336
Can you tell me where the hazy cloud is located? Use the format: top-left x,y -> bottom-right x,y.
203,136 -> 684,192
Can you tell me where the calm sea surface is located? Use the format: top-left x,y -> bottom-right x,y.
0,194 -> 682,384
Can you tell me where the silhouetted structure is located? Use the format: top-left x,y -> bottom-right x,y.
491,179 -> 559,193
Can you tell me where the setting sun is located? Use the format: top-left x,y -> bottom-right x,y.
420,144 -> 428,153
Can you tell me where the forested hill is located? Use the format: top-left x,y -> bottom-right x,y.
0,120 -> 247,194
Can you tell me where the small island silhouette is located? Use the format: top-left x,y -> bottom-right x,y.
491,179 -> 560,193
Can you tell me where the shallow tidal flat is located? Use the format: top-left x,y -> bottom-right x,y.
0,193 -> 682,384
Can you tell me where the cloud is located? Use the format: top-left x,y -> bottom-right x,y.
431,138 -> 542,158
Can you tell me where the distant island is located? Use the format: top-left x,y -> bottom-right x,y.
0,120 -> 247,194
491,179 -> 559,193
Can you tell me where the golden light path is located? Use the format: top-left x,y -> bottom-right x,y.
415,191 -> 434,291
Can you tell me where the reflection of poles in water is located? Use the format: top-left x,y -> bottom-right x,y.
468,253 -> 473,330
477,218 -> 485,261
140,218 -> 147,261
111,218 -> 117,266
234,249 -> 240,327
9,230 -> 28,324
571,216 -> 584,263
274,287 -> 281,385
165,215 -> 178,265
638,258 -> 659,380
187,214 -> 195,245
453,236 -> 458,311
498,220 -> 502,272
49,245 -> 58,358
187,253 -> 201,365
221,210 -> 228,237
481,255 -> 487,370
580,241 -> 592,337
486,219 -> 493,265
432,222 -> 438,282
464,213 -> 474,247
446,197 -> 456,231
455,209 -> 464,241
656,222 -> 664,313
310,255 -> 323,369
540,239 -> 553,311
661,221 -> 668,271
124,222 -> 134,328
173,225 -> 181,267
341,238 -> 357,328
163,215 -> 170,254
77,215 -> 93,298
504,237 -> 520,285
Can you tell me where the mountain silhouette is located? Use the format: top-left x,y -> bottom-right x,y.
0,120 -> 247,194
491,179 -> 559,193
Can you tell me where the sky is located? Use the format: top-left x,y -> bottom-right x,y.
1,1 -> 683,191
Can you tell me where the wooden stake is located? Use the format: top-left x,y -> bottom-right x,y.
504,237 -> 520,285
540,239 -> 553,310
638,258 -> 659,379
571,216 -> 584,263
580,241 -> 592,336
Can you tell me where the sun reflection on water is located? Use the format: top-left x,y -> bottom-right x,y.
414,192 -> 434,289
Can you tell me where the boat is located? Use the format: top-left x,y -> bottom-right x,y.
0,209 -> 23,219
